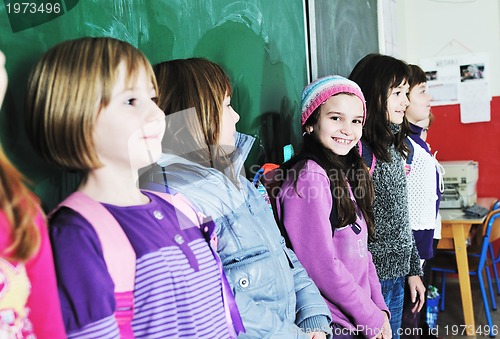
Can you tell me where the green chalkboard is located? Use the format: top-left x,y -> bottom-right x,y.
0,0 -> 307,210
309,0 -> 379,79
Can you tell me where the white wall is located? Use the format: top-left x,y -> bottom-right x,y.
395,0 -> 500,96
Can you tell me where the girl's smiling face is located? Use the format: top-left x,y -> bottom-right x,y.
93,62 -> 165,171
308,93 -> 364,156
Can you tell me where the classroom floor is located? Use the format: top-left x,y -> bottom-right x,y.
432,274 -> 500,339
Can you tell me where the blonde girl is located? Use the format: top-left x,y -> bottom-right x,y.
25,38 -> 240,338
141,57 -> 332,339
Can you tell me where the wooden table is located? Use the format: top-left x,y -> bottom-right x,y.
438,201 -> 492,336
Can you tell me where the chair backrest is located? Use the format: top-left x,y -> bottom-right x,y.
479,201 -> 500,239
472,210 -> 500,270
486,208 -> 500,244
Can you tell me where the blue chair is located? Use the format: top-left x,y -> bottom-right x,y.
431,209 -> 500,336
490,200 -> 500,295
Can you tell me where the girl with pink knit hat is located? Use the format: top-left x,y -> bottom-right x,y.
274,75 -> 391,339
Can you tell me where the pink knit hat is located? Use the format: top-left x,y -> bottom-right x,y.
301,75 -> 366,126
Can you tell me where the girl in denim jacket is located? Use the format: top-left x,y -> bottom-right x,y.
141,58 -> 332,339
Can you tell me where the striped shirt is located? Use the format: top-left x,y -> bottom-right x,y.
51,192 -> 230,338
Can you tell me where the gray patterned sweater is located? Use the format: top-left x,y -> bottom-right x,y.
365,125 -> 423,280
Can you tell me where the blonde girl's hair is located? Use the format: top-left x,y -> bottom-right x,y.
0,145 -> 41,261
154,58 -> 237,182
25,37 -> 158,171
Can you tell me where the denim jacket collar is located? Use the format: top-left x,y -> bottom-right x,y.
157,132 -> 255,177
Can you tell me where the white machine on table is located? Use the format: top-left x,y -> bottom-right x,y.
440,160 -> 478,209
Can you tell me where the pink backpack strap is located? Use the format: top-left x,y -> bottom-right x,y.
51,192 -> 136,338
369,153 -> 375,175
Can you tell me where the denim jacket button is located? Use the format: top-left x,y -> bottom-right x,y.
239,277 -> 249,288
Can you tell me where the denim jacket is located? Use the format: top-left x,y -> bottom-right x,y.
141,133 -> 332,339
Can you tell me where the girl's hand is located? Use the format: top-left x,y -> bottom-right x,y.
408,275 -> 426,313
308,331 -> 327,339
371,312 -> 392,339
381,311 -> 392,339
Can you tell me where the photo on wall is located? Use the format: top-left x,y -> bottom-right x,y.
460,63 -> 484,82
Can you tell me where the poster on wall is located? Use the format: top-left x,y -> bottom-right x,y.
420,53 -> 490,124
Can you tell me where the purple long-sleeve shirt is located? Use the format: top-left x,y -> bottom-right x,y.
276,160 -> 389,338
50,191 -> 232,338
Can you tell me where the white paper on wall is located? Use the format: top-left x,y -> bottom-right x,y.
420,53 -> 491,123
458,80 -> 491,123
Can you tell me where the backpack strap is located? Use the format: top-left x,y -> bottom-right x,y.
50,192 -> 136,339
358,140 -> 376,175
